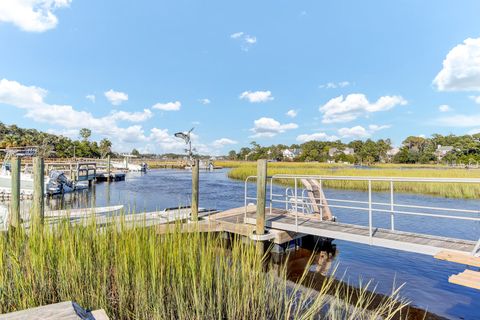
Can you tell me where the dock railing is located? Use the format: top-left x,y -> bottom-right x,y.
244,174 -> 480,256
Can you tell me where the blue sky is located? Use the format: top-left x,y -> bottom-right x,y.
1,1 -> 480,155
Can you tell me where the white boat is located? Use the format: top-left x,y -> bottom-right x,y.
149,206 -> 218,221
112,158 -> 147,172
0,164 -> 49,196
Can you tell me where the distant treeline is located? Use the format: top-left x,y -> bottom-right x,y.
0,122 -> 112,158
227,134 -> 480,164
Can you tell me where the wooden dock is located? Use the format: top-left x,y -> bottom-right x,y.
237,206 -> 476,256
0,301 -> 109,320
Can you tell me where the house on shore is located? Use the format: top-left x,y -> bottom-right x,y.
282,148 -> 301,160
328,147 -> 354,158
435,145 -> 454,160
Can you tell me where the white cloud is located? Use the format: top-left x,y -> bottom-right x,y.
46,128 -> 78,138
0,78 -> 179,152
296,132 -> 338,143
152,101 -> 181,111
338,126 -> 370,138
86,94 -> 95,103
286,109 -> 298,118
438,104 -> 452,112
0,79 -> 223,154
319,81 -> 350,89
230,32 -> 244,39
0,0 -> 71,32
436,114 -> 480,127
368,124 -> 390,131
433,37 -> 480,91
319,93 -> 407,123
198,98 -> 211,105
470,96 -> 480,104
250,117 -> 298,138
212,138 -> 238,148
108,109 -> 153,122
230,31 -> 257,51
244,35 -> 257,44
104,89 -> 128,106
149,128 -> 186,151
338,124 -> 390,138
239,90 -> 273,103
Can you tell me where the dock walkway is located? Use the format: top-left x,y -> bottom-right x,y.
240,207 -> 476,256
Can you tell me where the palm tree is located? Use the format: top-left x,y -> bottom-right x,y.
2,134 -> 19,148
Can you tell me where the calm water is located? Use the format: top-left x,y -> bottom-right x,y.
45,169 -> 480,320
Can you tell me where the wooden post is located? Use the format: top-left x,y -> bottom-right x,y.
10,157 -> 21,228
107,155 -> 111,182
256,159 -> 267,236
191,159 -> 199,221
32,157 -> 44,224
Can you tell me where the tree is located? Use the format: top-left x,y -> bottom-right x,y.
228,150 -> 237,160
131,148 -> 141,157
79,128 -> 92,141
99,138 -> 112,158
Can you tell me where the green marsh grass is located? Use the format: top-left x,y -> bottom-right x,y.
0,214 -> 410,319
216,161 -> 480,198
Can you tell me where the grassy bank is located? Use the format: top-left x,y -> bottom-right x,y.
0,217 -> 409,319
215,161 -> 480,198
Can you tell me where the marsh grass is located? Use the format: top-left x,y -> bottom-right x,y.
217,161 -> 480,198
0,214 -> 410,319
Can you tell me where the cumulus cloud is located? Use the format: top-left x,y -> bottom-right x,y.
338,124 -> 390,138
438,104 -> 452,112
86,94 -> 95,103
239,90 -> 273,103
250,117 -> 298,138
212,138 -> 238,148
198,98 -> 211,105
470,96 -> 480,104
108,109 -> 153,122
296,132 -> 338,143
0,0 -> 71,32
152,101 -> 181,111
319,93 -> 407,123
433,37 -> 480,91
0,78 -> 187,153
286,109 -> 298,118
319,81 -> 350,89
104,89 -> 128,106
230,32 -> 257,51
436,114 -> 480,127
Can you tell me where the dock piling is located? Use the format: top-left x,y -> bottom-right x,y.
32,157 -> 45,224
9,157 -> 21,228
107,155 -> 111,182
256,159 -> 267,236
191,159 -> 199,221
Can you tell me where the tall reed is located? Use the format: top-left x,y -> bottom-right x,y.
0,215 -> 410,319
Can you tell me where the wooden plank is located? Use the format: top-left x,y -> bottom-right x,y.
0,301 -> 95,319
91,309 -> 110,320
458,269 -> 480,281
309,179 -> 333,220
434,250 -> 480,267
449,271 -> 480,290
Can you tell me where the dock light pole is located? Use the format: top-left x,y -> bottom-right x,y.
174,128 -> 199,221
32,157 -> 45,225
10,157 -> 21,228
191,159 -> 199,221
